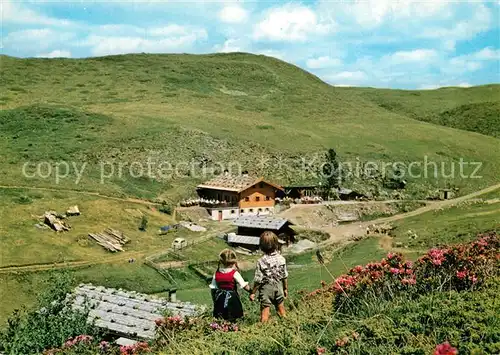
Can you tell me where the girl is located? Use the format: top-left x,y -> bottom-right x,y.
210,249 -> 251,321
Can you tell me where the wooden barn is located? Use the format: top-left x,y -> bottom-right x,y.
196,173 -> 284,221
226,215 -> 296,249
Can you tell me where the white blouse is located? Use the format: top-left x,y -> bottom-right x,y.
209,267 -> 249,289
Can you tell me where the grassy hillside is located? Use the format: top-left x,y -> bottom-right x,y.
352,85 -> 500,137
1,53 -> 500,201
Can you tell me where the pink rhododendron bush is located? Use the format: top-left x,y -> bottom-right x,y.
306,232 -> 499,314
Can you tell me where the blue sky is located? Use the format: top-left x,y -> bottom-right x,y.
2,0 -> 499,89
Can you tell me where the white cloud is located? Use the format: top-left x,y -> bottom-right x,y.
306,56 -> 342,69
420,4 -> 493,42
218,5 -> 249,24
318,0 -> 451,30
327,71 -> 367,82
3,28 -> 76,51
389,49 -> 438,63
448,57 -> 482,73
37,49 -> 72,58
447,47 -> 500,74
83,26 -> 207,56
443,40 -> 456,52
418,84 -> 440,90
255,49 -> 285,60
213,39 -> 242,53
1,0 -> 75,26
419,82 -> 472,90
253,4 -> 334,42
148,25 -> 207,38
474,47 -> 500,61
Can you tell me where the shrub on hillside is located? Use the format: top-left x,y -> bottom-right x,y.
0,273 -> 97,355
158,201 -> 172,215
139,215 -> 148,231
305,232 -> 499,314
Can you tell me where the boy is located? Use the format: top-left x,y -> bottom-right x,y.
250,231 -> 288,322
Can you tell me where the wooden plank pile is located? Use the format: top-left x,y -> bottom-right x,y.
44,211 -> 71,232
88,228 -> 130,252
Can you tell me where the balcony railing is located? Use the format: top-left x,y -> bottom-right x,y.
179,198 -> 238,208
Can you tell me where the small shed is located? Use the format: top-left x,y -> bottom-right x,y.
281,185 -> 321,199
172,238 -> 187,250
337,188 -> 366,201
439,189 -> 453,200
230,215 -> 295,248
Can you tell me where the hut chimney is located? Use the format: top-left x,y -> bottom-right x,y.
242,170 -> 248,177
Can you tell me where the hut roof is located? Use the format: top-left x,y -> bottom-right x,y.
227,234 -> 260,245
233,215 -> 291,230
71,284 -> 204,339
197,175 -> 283,193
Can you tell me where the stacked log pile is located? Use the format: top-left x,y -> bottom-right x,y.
88,228 -> 130,252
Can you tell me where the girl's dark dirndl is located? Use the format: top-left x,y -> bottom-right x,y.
213,269 -> 244,321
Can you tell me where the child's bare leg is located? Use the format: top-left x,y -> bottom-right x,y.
276,302 -> 286,318
260,306 -> 271,322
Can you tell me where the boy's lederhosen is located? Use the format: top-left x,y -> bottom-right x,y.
258,279 -> 284,307
212,269 -> 244,321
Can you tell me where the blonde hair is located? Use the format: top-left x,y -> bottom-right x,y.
260,231 -> 279,254
218,249 -> 237,268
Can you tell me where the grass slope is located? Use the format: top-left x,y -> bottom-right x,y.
1,54 -> 499,200
353,85 -> 500,137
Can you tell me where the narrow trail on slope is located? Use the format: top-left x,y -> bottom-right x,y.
281,183 -> 500,246
0,251 -> 149,274
0,185 -> 156,205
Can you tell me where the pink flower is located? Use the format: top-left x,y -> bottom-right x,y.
434,342 -> 458,355
99,341 -> 110,352
317,347 -> 326,354
390,268 -> 399,274
335,337 -> 349,347
428,248 -> 447,266
456,271 -> 467,279
352,265 -> 364,273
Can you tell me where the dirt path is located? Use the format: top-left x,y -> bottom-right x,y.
287,183 -> 500,245
0,184 -> 156,205
0,251 -> 148,274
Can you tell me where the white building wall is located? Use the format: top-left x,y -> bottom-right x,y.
208,206 -> 275,221
209,207 -> 239,221
240,206 -> 274,216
